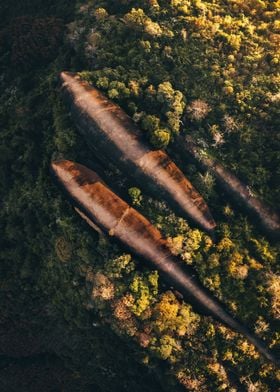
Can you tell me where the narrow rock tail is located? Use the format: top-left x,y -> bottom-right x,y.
50,159 -> 279,367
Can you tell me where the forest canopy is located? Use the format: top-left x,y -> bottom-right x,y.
0,1 -> 280,391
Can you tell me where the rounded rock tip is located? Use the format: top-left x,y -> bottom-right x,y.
59,71 -> 78,83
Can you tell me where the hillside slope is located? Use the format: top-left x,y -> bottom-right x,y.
1,1 -> 279,391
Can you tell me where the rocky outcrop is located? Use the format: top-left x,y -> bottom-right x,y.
51,159 -> 279,366
59,71 -> 216,234
174,136 -> 280,239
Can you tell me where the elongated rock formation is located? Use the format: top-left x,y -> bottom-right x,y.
174,136 -> 280,239
59,71 -> 216,234
51,159 -> 279,366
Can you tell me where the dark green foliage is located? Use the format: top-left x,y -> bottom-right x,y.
1,16 -> 64,69
1,0 -> 280,391
0,0 -> 75,28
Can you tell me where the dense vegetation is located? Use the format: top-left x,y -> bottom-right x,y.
1,1 -> 279,391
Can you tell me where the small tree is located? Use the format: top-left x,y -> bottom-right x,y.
149,129 -> 170,148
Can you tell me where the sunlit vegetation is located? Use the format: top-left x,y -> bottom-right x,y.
1,0 -> 280,390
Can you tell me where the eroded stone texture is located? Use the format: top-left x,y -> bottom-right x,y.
175,135 -> 280,238
51,160 -> 279,366
59,71 -> 216,233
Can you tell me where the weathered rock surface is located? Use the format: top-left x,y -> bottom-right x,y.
51,159 -> 279,366
175,135 -> 280,239
59,71 -> 216,234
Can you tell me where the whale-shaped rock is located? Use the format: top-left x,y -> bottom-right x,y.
59,71 -> 216,234
174,135 -> 280,239
51,159 -> 279,366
